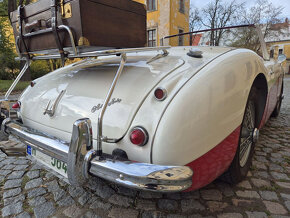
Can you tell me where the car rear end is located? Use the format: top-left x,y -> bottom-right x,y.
0,50 -> 194,192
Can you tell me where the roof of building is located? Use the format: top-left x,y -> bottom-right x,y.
265,18 -> 290,43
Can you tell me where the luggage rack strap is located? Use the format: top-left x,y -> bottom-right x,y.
17,5 -> 29,59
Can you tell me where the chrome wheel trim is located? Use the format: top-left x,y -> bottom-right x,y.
253,128 -> 259,143
239,102 -> 255,168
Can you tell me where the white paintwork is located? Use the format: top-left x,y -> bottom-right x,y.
153,50 -> 265,165
19,46 -> 281,165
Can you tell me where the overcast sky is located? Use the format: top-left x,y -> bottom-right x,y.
190,0 -> 290,18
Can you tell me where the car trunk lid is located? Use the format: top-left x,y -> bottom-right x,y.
20,55 -> 184,140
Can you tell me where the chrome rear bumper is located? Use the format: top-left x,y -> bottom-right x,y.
1,118 -> 193,192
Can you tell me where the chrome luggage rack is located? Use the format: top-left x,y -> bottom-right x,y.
7,0 -> 170,164
8,42 -> 170,155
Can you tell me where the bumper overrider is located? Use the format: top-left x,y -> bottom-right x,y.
0,118 -> 193,192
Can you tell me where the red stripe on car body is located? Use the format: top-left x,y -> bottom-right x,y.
185,126 -> 241,191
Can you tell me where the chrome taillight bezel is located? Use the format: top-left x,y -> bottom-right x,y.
154,87 -> 167,101
129,126 -> 149,147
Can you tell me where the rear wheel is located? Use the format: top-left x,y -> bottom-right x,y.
221,89 -> 258,184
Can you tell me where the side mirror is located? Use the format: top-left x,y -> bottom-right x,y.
278,54 -> 286,63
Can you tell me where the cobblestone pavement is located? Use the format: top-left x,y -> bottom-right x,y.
0,76 -> 289,218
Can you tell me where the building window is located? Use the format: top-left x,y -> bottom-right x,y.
278,49 -> 283,55
270,49 -> 274,58
147,29 -> 157,47
178,29 -> 184,46
147,0 -> 157,11
179,0 -> 185,13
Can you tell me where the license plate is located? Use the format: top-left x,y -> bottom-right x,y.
27,145 -> 68,178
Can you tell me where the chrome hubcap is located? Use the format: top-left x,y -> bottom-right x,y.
239,102 -> 255,167
253,128 -> 259,143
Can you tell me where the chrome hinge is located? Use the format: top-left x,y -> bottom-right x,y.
44,90 -> 66,117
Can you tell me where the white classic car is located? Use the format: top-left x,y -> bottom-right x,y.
0,25 -> 285,192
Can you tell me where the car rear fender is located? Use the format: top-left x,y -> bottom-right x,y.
151,49 -> 267,166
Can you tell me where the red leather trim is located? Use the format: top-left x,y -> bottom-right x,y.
185,126 -> 241,191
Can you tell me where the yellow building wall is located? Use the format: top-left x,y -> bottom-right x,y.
146,4 -> 163,47
267,40 -> 290,74
133,0 -> 190,46
134,0 -> 145,4
169,0 -> 190,46
267,41 -> 290,59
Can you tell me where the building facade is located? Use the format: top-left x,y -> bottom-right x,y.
266,19 -> 290,74
134,0 -> 190,46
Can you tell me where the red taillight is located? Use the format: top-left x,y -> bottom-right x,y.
154,88 -> 167,101
12,102 -> 20,109
130,127 -> 148,146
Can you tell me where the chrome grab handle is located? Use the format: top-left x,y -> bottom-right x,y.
58,25 -> 77,56
15,24 -> 78,58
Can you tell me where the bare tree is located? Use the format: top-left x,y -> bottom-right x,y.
189,7 -> 202,46
200,0 -> 244,46
230,0 -> 284,53
189,8 -> 201,32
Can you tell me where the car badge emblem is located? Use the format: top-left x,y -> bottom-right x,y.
43,90 -> 66,117
91,98 -> 122,113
